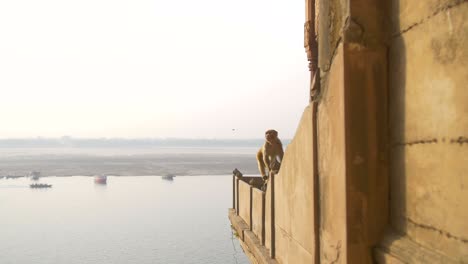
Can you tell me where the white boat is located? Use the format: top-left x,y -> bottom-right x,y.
94,175 -> 107,184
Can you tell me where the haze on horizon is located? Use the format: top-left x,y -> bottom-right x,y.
0,0 -> 308,140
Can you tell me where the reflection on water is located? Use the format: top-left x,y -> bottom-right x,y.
0,176 -> 248,264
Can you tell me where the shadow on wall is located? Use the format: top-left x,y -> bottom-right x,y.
389,0 -> 407,234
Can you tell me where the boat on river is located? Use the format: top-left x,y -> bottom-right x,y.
94,175 -> 107,184
162,174 -> 175,181
30,183 -> 52,188
29,171 -> 41,180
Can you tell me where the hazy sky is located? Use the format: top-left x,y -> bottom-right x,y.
0,0 -> 309,139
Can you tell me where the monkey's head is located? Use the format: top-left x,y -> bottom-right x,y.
265,129 -> 279,144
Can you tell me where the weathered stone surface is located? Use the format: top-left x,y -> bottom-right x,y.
274,103 -> 316,262
275,225 -> 314,264
239,240 -> 260,264
229,208 -> 249,241
390,0 -> 466,36
264,181 -> 272,253
230,1 -> 467,263
389,2 -> 468,142
229,209 -> 277,264
375,231 -> 458,264
346,0 -> 389,46
318,43 -> 347,264
244,231 -> 278,264
238,180 -> 251,227
318,0 -> 349,72
252,188 -> 264,242
275,104 -> 315,256
374,248 -> 406,264
390,144 -> 468,259
389,2 -> 468,261
344,42 -> 389,263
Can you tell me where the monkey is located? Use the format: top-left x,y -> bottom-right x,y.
256,129 -> 284,179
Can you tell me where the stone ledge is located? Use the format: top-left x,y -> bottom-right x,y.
229,208 -> 249,241
239,240 -> 260,264
374,231 -> 458,264
244,231 -> 277,264
229,208 -> 277,264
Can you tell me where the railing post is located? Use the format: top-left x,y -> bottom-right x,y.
236,178 -> 240,215
270,172 -> 275,258
249,185 -> 253,231
232,175 -> 236,210
261,191 -> 266,245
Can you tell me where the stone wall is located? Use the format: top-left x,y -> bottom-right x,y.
274,104 -> 315,264
317,43 -> 348,264
229,0 -> 467,263
239,180 -> 252,226
386,0 -> 468,261
252,188 -> 264,242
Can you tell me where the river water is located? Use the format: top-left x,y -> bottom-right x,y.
0,176 -> 248,264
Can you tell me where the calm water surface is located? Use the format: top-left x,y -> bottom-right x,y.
0,176 -> 248,264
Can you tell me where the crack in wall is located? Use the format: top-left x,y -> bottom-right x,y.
391,136 -> 468,147
450,136 -> 468,145
392,138 -> 438,147
391,0 -> 468,38
407,217 -> 468,244
329,240 -> 342,264
275,225 -> 314,258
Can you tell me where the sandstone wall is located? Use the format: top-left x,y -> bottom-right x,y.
317,44 -> 348,264
388,0 -> 468,261
229,1 -> 467,263
252,188 -> 264,241
274,104 -> 315,264
239,180 -> 251,226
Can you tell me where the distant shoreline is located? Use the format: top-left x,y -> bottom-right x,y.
0,137 -> 291,149
1,174 -> 243,178
0,148 -> 259,177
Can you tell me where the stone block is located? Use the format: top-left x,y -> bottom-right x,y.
389,2 -> 468,142
238,180 -> 251,227
252,188 -> 265,242
318,42 -> 348,264
275,104 -> 315,255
